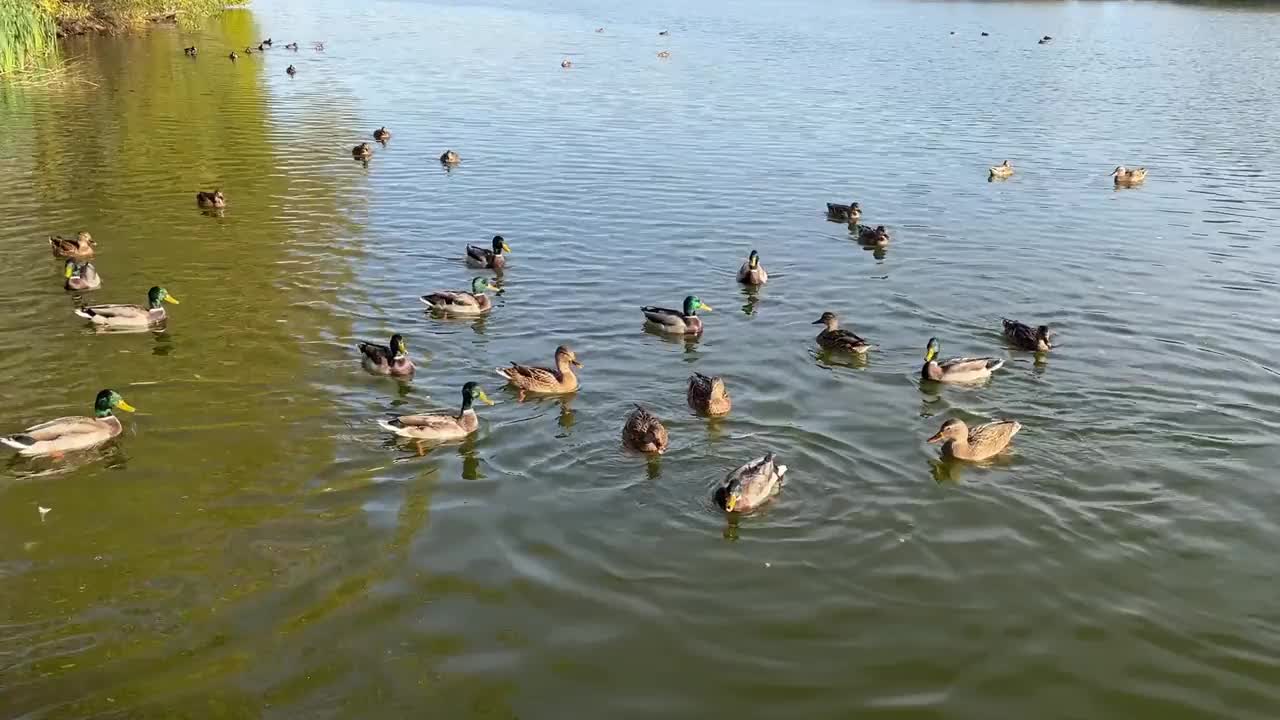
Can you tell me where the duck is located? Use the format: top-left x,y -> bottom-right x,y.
659,29 -> 670,35
352,142 -> 373,159
561,58 -> 573,68
981,31 -> 990,36
989,159 -> 1014,179
813,311 -> 874,354
183,46 -> 197,56
687,372 -> 731,416
622,405 -> 669,454
75,286 -> 180,329
373,126 -> 391,142
466,235 -> 511,269
440,149 -> 461,165
1038,35 -> 1052,44
921,338 -> 1005,383
595,27 -> 604,32
927,418 -> 1021,461
49,231 -> 95,258
377,382 -> 493,442
285,42 -> 299,51
228,51 -> 238,60
642,295 -> 712,335
286,64 -> 297,76
196,190 -> 226,208
420,277 -> 497,315
737,250 -> 768,285
258,42 -> 267,51
358,333 -> 414,376
657,50 -> 671,59
852,224 -> 890,246
713,453 -> 788,513
63,259 -> 101,291
1002,318 -> 1052,352
1,389 -> 136,457
826,201 -> 861,222
313,42 -> 325,51
244,46 -> 254,55
496,345 -> 582,395
1111,166 -> 1146,186
262,38 -> 273,46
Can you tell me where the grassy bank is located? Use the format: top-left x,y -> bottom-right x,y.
1,0 -> 58,74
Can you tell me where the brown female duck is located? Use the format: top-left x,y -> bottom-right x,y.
49,232 -> 95,258
622,405 -> 669,454
687,372 -> 731,416
927,418 -> 1021,461
496,345 -> 582,395
196,190 -> 226,208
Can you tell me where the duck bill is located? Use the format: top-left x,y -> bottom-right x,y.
926,431 -> 944,443
699,304 -> 713,312
163,295 -> 181,305
502,243 -> 512,253
64,263 -> 75,278
116,400 -> 137,413
724,496 -> 737,512
572,359 -> 583,368
477,391 -> 495,406
811,319 -> 825,325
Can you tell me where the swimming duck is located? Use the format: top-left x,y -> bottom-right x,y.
1038,35 -> 1052,44
183,46 -> 197,56
63,259 -> 101,291
852,224 -> 890,246
981,31 -> 990,37
737,250 -> 768,285
561,59 -> 573,68
358,333 -> 414,376
687,372 -> 731,416
595,27 -> 604,32
1002,318 -> 1052,352
440,149 -> 461,165
657,50 -> 671,58
927,418 -> 1021,461
378,382 -> 493,442
352,142 -> 373,159
659,29 -> 670,35
258,43 -> 267,51
826,201 -> 861,222
228,51 -> 238,60
713,453 -> 788,513
622,405 -> 669,454
286,64 -> 297,76
75,286 -> 179,329
1111,166 -> 1146,186
314,42 -> 325,51
989,160 -> 1014,179
813,311 -> 874,354
285,42 -> 299,50
244,46 -> 254,55
373,126 -> 391,142
420,277 -> 497,315
496,345 -> 581,395
1,389 -> 136,457
921,338 -> 1005,383
263,38 -> 273,46
49,232 -> 95,258
196,190 -> 226,208
466,235 -> 511,269
642,295 -> 712,335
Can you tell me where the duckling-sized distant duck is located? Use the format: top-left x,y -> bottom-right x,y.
285,42 -> 299,50
989,160 -> 1014,179
826,201 -> 861,222
687,372 -> 731,416
921,338 -> 1005,383
373,126 -> 391,142
928,418 -> 1021,461
1,389 -> 136,457
228,51 -> 238,60
263,38 -> 273,46
378,382 -> 493,442
658,29 -> 670,35
183,46 -> 197,56
49,232 -> 95,258
657,50 -> 671,59
244,46 -> 254,55
358,333 -> 414,376
440,149 -> 461,165
561,58 -> 573,68
420,277 -> 497,315
737,250 -> 768,285
286,64 -> 297,76
813,311 -> 874,354
63,259 -> 101,291
622,405 -> 668,454
196,190 -> 226,208
851,224 -> 890,246
713,453 -> 788,513
1002,318 -> 1053,352
642,295 -> 712,335
352,142 -> 373,159
1111,166 -> 1146,186
75,286 -> 179,329
466,235 -> 511,269
496,345 -> 581,395
1038,35 -> 1052,44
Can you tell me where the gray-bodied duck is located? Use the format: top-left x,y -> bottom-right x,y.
75,286 -> 179,329
466,235 -> 511,269
420,277 -> 496,315
713,453 -> 788,513
358,333 -> 414,376
377,382 -> 493,441
642,295 -> 712,335
921,338 -> 1004,383
1,389 -> 135,457
63,259 -> 101,291
737,250 -> 768,286
928,418 -> 1021,461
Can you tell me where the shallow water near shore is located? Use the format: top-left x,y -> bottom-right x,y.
2,0 -> 1280,717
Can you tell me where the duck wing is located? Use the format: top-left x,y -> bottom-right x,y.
969,420 -> 1021,454
422,290 -> 480,308
501,363 -> 559,385
21,415 -> 105,441
939,356 -> 1005,373
641,306 -> 683,324
466,245 -> 493,263
1002,318 -> 1038,350
77,304 -> 152,321
358,341 -> 391,363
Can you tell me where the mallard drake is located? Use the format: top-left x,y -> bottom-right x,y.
373,126 -> 391,142
989,160 -> 1014,179
496,345 -> 581,395
852,224 -> 890,246
687,372 -> 731,416
49,232 -> 95,258
921,338 -> 1005,383
466,235 -> 511,269
286,64 -> 297,76
420,277 -> 496,315
63,259 -> 101,291
183,46 -> 197,56
228,51 -> 238,60
928,418 -> 1021,461
1,389 -> 135,457
378,382 -> 493,441
285,42 -> 299,50
352,142 -> 373,159
642,295 -> 712,335
713,453 -> 788,513
813,311 -> 874,354
358,333 -> 414,376
622,404 -> 668,454
75,286 -> 180,329
1111,166 -> 1146,186
826,201 -> 861,222
561,59 -> 573,68
440,149 -> 461,165
657,50 -> 671,58
736,250 -> 768,285
196,190 -> 226,208
1002,318 -> 1052,352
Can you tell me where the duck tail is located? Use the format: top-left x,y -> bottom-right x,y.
987,358 -> 1006,372
494,366 -> 513,380
376,420 -> 400,434
1,434 -> 35,450
73,308 -> 94,320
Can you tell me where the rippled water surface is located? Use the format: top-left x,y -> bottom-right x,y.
3,0 -> 1280,716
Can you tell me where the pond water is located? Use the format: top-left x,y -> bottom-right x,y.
2,0 -> 1279,717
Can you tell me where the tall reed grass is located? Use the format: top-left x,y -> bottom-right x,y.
0,0 -> 57,74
